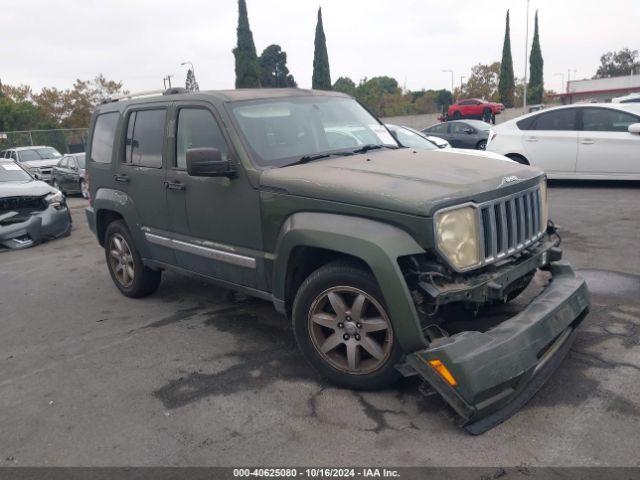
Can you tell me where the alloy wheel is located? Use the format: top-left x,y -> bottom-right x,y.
108,233 -> 135,288
308,286 -> 393,375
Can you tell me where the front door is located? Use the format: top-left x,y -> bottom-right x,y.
522,108 -> 579,175
163,103 -> 263,289
576,107 -> 640,176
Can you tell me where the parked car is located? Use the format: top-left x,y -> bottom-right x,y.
0,158 -> 71,249
0,146 -> 63,184
385,124 -> 448,149
487,103 -> 640,179
612,93 -> 640,104
447,98 -> 504,122
85,88 -> 589,434
422,120 -> 494,150
52,153 -> 88,198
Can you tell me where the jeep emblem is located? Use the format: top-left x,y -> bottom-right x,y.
499,175 -> 521,187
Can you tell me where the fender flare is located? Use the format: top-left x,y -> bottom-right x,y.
93,188 -> 150,258
272,212 -> 427,352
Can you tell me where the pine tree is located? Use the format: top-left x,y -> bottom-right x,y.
498,10 -> 515,107
259,45 -> 297,87
527,10 -> 544,104
185,69 -> 200,92
312,7 -> 331,90
233,0 -> 260,88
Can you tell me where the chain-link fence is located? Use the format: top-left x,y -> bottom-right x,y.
0,128 -> 89,154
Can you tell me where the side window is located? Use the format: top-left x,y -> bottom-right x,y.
124,109 -> 166,168
10,151 -> 18,161
176,108 -> 228,169
531,109 -> 577,131
90,112 -> 119,163
458,100 -> 471,106
59,157 -> 68,168
450,122 -> 470,134
430,124 -> 446,134
581,108 -> 639,132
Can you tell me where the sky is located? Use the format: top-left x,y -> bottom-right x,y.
2,0 -> 639,95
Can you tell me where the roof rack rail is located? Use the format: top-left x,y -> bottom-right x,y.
102,87 -> 190,104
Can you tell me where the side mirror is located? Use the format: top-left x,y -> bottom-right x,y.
628,123 -> 640,135
186,148 -> 236,177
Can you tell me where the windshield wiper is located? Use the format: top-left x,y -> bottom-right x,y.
282,151 -> 354,168
351,144 -> 396,154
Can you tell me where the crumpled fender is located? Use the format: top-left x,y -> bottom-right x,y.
271,212 -> 427,352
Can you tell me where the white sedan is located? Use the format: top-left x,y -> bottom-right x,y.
487,103 -> 640,180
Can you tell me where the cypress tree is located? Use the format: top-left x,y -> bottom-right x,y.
312,7 -> 331,90
498,10 -> 515,107
527,10 -> 544,104
233,0 -> 261,88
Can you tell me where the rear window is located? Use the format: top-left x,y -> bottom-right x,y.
90,112 -> 119,163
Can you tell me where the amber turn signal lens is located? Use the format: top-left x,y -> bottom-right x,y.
427,359 -> 458,387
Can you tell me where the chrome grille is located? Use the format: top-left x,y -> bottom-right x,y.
478,185 -> 545,265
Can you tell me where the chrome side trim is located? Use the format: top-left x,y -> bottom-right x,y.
144,233 -> 256,269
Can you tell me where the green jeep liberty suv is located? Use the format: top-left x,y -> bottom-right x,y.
85,88 -> 590,433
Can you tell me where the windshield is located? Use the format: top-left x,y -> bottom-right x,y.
230,96 -> 398,168
388,126 -> 438,150
0,163 -> 32,182
19,147 -> 62,162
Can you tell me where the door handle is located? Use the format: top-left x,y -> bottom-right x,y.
113,174 -> 129,183
525,136 -> 539,142
164,181 -> 186,191
580,138 -> 595,145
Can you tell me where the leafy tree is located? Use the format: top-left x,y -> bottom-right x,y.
462,62 -> 501,101
332,77 -> 357,96
595,48 -> 640,78
233,0 -> 261,88
185,69 -> 200,92
498,10 -> 515,107
312,7 -> 331,90
259,44 -> 296,88
527,10 -> 544,104
435,89 -> 453,109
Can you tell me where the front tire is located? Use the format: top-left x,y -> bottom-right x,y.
292,262 -> 402,390
104,220 -> 161,298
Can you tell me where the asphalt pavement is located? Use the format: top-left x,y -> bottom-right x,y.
0,182 -> 639,467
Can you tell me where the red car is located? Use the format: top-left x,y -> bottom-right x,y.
447,98 -> 505,121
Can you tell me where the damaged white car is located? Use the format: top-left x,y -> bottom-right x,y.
0,159 -> 71,250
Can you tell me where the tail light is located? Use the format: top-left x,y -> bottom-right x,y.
489,131 -> 497,142
86,168 -> 92,206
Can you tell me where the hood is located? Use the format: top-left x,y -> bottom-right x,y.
20,159 -> 59,168
260,148 -> 541,216
0,179 -> 56,199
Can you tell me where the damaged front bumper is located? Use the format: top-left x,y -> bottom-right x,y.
404,261 -> 590,434
0,204 -> 71,249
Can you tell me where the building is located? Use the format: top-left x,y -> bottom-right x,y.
552,74 -> 640,104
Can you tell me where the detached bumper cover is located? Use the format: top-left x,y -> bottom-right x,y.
406,261 -> 590,434
0,205 -> 71,249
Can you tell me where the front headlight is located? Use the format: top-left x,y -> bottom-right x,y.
435,206 -> 481,270
539,178 -> 548,229
45,190 -> 65,208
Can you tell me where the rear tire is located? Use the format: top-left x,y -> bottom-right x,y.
292,261 -> 403,390
104,220 -> 161,298
476,140 -> 487,150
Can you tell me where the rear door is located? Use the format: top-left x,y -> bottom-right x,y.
521,108 -> 579,175
576,107 -> 640,175
115,106 -> 174,264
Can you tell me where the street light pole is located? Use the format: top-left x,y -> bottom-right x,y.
523,0 -> 530,109
442,69 -> 454,101
180,61 -> 195,77
460,75 -> 466,95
